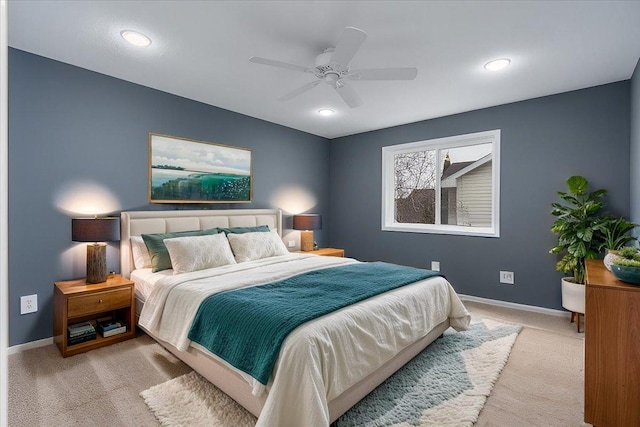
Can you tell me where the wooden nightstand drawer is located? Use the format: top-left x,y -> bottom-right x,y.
67,288 -> 131,318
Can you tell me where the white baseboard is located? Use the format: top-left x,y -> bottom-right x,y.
459,294 -> 570,318
8,337 -> 53,355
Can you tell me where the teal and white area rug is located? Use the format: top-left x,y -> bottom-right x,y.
141,317 -> 522,427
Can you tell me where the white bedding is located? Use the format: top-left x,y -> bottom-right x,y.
130,268 -> 171,299
137,253 -> 470,427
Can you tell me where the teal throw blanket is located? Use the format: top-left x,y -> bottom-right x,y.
187,262 -> 442,385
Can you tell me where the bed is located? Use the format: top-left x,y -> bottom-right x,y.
121,209 -> 470,426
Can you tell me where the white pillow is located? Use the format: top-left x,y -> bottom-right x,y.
131,236 -> 152,269
227,230 -> 289,263
163,233 -> 236,274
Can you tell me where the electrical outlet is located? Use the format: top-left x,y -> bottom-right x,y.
500,271 -> 514,285
288,240 -> 295,248
20,294 -> 38,314
431,261 -> 440,272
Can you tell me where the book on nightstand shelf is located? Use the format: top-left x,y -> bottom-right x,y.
68,320 -> 95,336
68,332 -> 97,345
102,325 -> 127,338
96,317 -> 127,338
67,320 -> 97,345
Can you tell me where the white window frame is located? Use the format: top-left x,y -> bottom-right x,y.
382,129 -> 500,237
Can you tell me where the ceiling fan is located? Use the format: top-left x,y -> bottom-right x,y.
249,27 -> 417,108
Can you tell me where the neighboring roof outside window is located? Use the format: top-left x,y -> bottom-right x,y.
441,161 -> 474,180
441,154 -> 492,188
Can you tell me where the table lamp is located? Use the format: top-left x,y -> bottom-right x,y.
72,217 -> 120,283
293,214 -> 322,252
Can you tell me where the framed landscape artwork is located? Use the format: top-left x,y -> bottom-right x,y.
148,133 -> 252,203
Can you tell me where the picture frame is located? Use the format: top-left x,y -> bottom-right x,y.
148,133 -> 252,204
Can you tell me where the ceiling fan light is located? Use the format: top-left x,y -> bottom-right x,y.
484,58 -> 511,71
121,30 -> 151,47
317,109 -> 335,116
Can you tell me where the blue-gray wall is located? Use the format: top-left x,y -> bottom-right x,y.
8,46 -> 635,346
8,48 -> 329,346
329,82 -> 631,310
631,58 -> 640,238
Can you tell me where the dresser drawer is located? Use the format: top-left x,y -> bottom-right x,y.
67,288 -> 131,318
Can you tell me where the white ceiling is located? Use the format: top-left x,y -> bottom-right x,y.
8,1 -> 640,139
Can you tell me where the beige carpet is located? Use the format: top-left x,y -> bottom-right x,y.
465,301 -> 585,427
8,300 -> 585,426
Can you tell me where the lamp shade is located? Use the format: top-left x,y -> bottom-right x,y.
72,218 -> 120,242
293,214 -> 322,231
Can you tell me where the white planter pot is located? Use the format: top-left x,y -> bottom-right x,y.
561,277 -> 585,314
603,249 -> 619,271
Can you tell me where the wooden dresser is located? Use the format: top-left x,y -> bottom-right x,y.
584,259 -> 640,427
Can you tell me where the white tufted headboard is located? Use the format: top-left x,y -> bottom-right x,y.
120,209 -> 282,278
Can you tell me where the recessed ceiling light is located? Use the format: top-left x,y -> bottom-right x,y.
484,58 -> 511,71
317,109 -> 334,116
121,30 -> 152,47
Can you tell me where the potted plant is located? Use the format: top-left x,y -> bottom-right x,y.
610,247 -> 640,285
598,216 -> 638,271
550,175 -> 606,316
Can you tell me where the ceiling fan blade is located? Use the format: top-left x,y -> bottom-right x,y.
249,56 -> 314,74
347,68 -> 418,80
333,80 -> 361,108
279,80 -> 321,101
331,27 -> 367,67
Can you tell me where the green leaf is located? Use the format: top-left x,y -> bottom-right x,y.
583,202 -> 603,216
559,194 -> 578,205
592,222 -> 608,232
551,202 -> 570,213
574,241 -> 587,257
567,176 -> 588,196
589,189 -> 608,199
581,229 -> 593,242
556,254 -> 577,274
585,250 -> 599,259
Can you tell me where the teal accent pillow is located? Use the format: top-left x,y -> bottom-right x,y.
142,228 -> 219,272
218,225 -> 270,235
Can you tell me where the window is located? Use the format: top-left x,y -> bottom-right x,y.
382,129 -> 500,237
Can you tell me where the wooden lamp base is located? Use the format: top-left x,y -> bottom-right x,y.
86,243 -> 107,284
300,230 -> 314,252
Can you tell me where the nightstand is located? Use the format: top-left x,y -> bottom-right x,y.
54,275 -> 136,357
299,247 -> 345,257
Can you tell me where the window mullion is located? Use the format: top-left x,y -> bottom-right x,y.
434,149 -> 441,225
